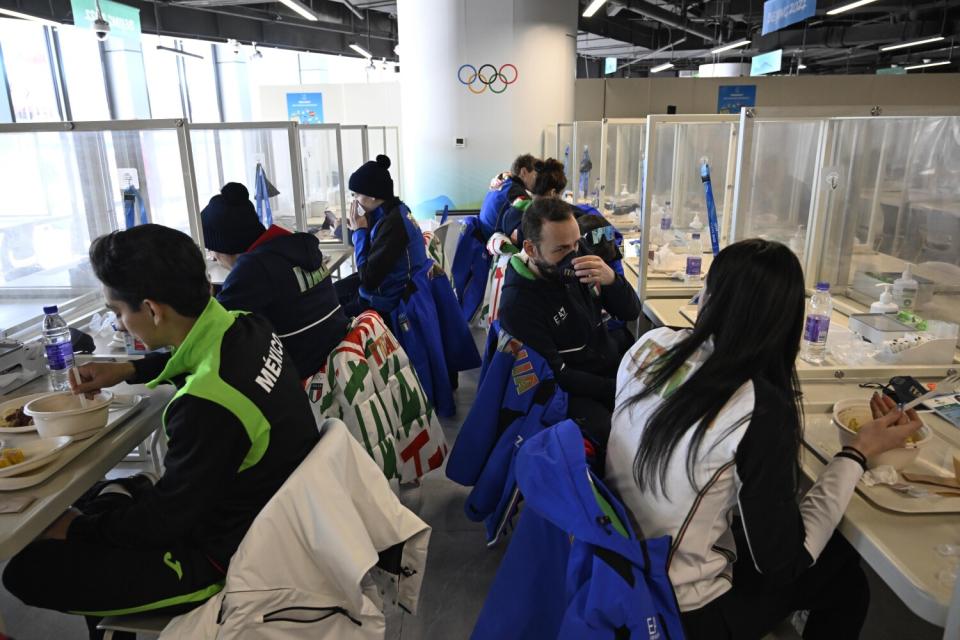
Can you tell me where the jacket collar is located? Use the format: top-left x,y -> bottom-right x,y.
247,224 -> 291,252
147,298 -> 236,388
508,253 -> 536,281
517,420 -> 646,565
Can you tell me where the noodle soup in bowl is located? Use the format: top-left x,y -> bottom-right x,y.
832,398 -> 931,470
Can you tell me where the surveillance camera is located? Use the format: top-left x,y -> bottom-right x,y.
93,16 -> 110,41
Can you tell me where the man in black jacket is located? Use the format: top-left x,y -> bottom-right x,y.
498,199 -> 640,446
3,225 -> 319,639
202,182 -> 349,379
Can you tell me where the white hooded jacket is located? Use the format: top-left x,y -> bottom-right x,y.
160,419 -> 431,639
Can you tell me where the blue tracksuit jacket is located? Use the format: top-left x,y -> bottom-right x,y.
451,216 -> 491,322
353,200 -> 427,314
446,323 -> 568,542
472,420 -> 686,640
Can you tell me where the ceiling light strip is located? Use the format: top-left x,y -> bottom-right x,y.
904,60 -> 951,71
582,0 -> 607,18
711,39 -> 750,54
276,0 -> 319,22
826,0 -> 879,16
0,8 -> 60,27
880,36 -> 945,52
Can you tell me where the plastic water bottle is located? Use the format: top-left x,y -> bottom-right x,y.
801,283 -> 832,365
42,305 -> 75,391
685,232 -> 703,284
658,201 -> 673,246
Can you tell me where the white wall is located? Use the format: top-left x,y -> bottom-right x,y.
256,82 -> 401,125
397,0 -> 578,211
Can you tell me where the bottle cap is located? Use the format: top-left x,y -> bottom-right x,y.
43,305 -> 58,314
815,282 -> 830,292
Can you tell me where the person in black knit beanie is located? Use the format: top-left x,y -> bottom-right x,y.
201,182 -> 349,379
334,155 -> 428,318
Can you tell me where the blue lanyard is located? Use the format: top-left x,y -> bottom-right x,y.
255,164 -> 273,227
123,185 -> 148,229
700,161 -> 721,256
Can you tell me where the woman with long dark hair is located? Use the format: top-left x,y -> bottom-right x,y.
607,239 -> 921,639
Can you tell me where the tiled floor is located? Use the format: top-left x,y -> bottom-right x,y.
0,357 -> 950,639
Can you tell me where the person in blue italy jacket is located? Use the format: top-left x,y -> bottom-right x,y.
471,419 -> 685,640
478,154 -> 539,239
201,182 -> 349,380
334,155 -> 428,317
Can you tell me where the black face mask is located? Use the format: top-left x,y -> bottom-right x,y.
535,249 -> 578,283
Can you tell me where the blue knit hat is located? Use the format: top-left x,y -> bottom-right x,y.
201,183 -> 266,254
348,155 -> 394,200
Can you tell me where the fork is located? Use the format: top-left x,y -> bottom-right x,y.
901,373 -> 960,412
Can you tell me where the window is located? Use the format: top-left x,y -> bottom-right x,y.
57,26 -> 110,120
0,19 -> 60,122
142,34 -> 184,119
216,44 -> 252,122
181,40 -> 220,122
0,124 -> 194,333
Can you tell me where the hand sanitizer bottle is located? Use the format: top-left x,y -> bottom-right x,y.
893,264 -> 918,310
870,284 -> 899,314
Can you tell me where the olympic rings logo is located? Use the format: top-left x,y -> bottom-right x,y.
457,63 -> 518,94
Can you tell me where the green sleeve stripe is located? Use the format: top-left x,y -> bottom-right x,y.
70,582 -> 224,617
169,335 -> 272,472
591,482 -> 629,539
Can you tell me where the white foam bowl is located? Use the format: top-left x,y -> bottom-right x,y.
832,398 -> 932,470
24,391 -> 113,439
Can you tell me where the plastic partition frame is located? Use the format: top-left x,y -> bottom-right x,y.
341,124 -> 370,162
732,106 -> 960,293
297,123 -> 350,253
571,121 -> 602,203
186,121 -> 307,236
638,114 -> 739,300
0,119 -> 200,341
365,125 -> 402,198
599,118 -> 647,217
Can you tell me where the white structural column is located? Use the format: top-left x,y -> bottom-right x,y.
397,0 -> 577,213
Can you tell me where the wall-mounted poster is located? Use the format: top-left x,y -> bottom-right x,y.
286,93 -> 324,124
717,85 -> 757,114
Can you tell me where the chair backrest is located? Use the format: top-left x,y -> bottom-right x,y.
428,220 -> 458,275
159,419 -> 433,639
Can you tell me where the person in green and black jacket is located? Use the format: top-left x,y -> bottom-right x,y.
3,224 -> 319,640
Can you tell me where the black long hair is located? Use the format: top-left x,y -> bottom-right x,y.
626,239 -> 806,496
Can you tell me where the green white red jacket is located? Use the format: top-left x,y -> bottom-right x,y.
306,310 -> 447,484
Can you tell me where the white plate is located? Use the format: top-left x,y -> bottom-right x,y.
0,392 -> 52,434
0,435 -> 74,478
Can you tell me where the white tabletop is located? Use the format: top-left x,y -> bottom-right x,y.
801,381 -> 960,633
0,377 -> 171,561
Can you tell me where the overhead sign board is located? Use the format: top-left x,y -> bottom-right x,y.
71,0 -> 141,47
751,49 -> 783,76
762,0 -> 816,36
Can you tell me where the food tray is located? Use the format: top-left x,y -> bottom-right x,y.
0,395 -> 147,491
803,410 -> 960,515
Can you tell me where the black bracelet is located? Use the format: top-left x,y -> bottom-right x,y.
836,448 -> 868,472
